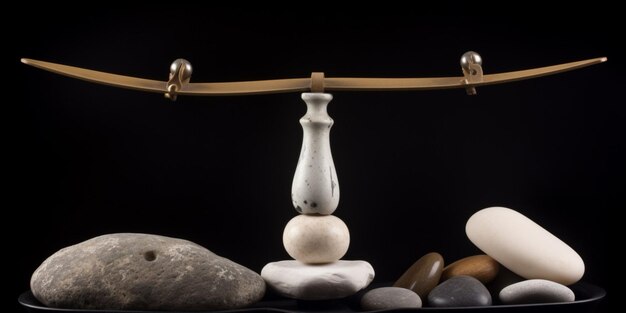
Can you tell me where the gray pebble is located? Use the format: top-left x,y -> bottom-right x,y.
499,279 -> 575,304
428,275 -> 492,307
361,287 -> 422,310
487,267 -> 525,302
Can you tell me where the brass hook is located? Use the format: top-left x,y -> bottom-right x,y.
165,59 -> 193,101
460,51 -> 483,95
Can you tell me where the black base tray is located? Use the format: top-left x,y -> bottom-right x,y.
19,282 -> 605,313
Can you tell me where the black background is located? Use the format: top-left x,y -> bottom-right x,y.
11,5 -> 619,312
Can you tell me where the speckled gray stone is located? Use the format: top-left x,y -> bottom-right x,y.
361,287 -> 422,310
31,233 -> 266,310
487,267 -> 525,301
499,279 -> 575,304
428,275 -> 492,307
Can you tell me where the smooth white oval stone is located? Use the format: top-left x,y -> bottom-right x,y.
261,260 -> 374,300
283,215 -> 350,264
499,279 -> 575,304
466,207 -> 584,285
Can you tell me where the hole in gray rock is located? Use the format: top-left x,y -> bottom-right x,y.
144,251 -> 156,261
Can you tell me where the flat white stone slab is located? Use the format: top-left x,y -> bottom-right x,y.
261,260 -> 375,300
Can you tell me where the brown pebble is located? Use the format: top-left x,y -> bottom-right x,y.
393,252 -> 444,298
441,254 -> 500,284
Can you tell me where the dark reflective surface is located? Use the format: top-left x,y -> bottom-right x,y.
19,282 -> 605,313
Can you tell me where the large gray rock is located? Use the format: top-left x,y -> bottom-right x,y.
31,233 -> 266,311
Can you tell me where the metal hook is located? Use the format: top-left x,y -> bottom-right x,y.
165,59 -> 193,101
460,51 -> 483,95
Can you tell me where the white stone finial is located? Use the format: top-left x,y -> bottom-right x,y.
291,93 -> 339,215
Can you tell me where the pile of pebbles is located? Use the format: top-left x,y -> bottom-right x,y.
360,206 -> 583,310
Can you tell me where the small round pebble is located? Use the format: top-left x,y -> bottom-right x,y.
283,215 -> 350,263
361,287 -> 422,310
428,275 -> 492,307
499,279 -> 575,304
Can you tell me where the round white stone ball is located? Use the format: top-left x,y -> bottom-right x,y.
283,215 -> 350,264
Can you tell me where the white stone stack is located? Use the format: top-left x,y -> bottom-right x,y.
261,93 -> 374,300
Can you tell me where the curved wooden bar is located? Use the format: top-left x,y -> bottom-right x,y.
181,78 -> 311,95
21,58 -> 167,93
21,57 -> 606,96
